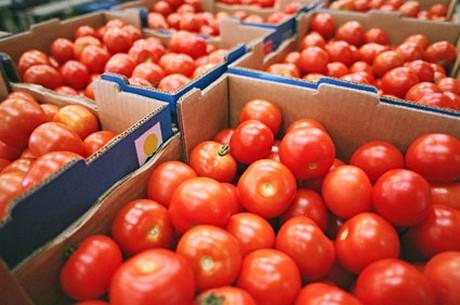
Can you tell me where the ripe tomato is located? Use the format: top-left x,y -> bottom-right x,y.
224,212 -> 275,256
221,182 -> 243,214
276,216 -> 335,280
423,251 -> 460,305
358,42 -> 390,65
236,248 -> 301,305
59,60 -> 90,90
286,118 -> 327,133
237,159 -> 297,219
102,26 -> 133,55
188,140 -> 237,182
1,157 -> 34,174
299,31 -> 327,50
279,188 -> 329,232
424,41 -> 457,68
111,199 -> 174,256
213,128 -> 235,145
17,49 -> 51,77
50,38 -> 74,64
372,50 -> 404,78
395,42 -> 424,63
168,177 -> 232,233
238,98 -> 282,135
128,38 -> 166,64
104,53 -> 136,78
159,53 -> 196,77
157,73 -> 190,92
309,13 -> 336,39
373,168 -> 431,227
131,62 -> 165,86
415,92 -> 458,110
74,25 -> 100,40
298,46 -> 329,74
22,64 -> 64,90
405,82 -> 441,101
53,104 -> 99,140
335,20 -> 365,47
147,160 -> 196,207
327,62 -> 349,78
73,36 -> 102,60
404,59 -> 434,82
82,130 -> 118,158
364,27 -> 388,45
147,12 -> 169,29
229,120 -> 274,164
0,98 -> 47,147
22,151 -> 82,190
60,235 -> 122,301
326,40 -> 355,66
279,127 -> 335,180
109,248 -> 195,305
0,171 -> 25,220
195,286 -> 257,305
0,138 -> 24,162
430,182 -> 460,210
349,140 -> 405,183
405,133 -> 460,183
336,212 -> 400,274
380,66 -> 420,98
295,282 -> 363,305
353,258 -> 436,305
168,30 -> 207,59
176,225 -> 242,291
80,45 -> 111,74
322,165 -> 373,219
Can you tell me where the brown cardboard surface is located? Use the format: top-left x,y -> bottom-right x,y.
178,73 -> 460,163
12,133 -> 182,305
0,259 -> 34,305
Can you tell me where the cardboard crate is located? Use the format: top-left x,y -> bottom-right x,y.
0,75 -> 174,269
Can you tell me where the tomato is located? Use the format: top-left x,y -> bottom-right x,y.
193,63 -> 218,79
405,82 -> 441,101
335,20 -> 365,47
60,235 -> 122,301
188,140 -> 237,183
0,138 -> 24,162
354,258 -> 436,305
176,225 -> 241,291
395,42 -> 424,63
168,30 -> 207,59
279,127 -> 335,180
298,46 -> 329,75
415,92 -> 458,110
147,160 -> 196,207
17,49 -> 51,77
322,165 -> 373,219
131,62 -> 165,87
22,151 -> 82,190
102,27 -> 132,55
341,71 -> 375,86
104,53 -> 136,78
74,25 -> 99,40
23,64 -> 64,90
128,38 -> 166,64
147,12 -> 169,29
349,61 -> 372,74
237,248 -> 301,305
349,140 -> 405,183
109,248 -> 195,305
221,182 -> 243,215
224,212 -> 275,257
238,98 -> 282,135
1,157 -> 34,174
405,133 -> 460,183
157,73 -> 191,92
336,212 -> 400,274
436,77 -> 460,95
372,50 -> 404,78
195,286 -> 257,305
423,251 -> 460,305
424,41 -> 457,68
403,34 -> 429,49
229,120 -> 274,164
50,38 -> 74,64
373,168 -> 432,227
53,104 -> 99,140
430,182 -> 460,210
152,0 -> 174,15
213,128 -> 235,145
444,91 -> 460,109
73,36 -> 102,60
79,45 -> 111,75
0,171 -> 25,221
159,53 -> 196,77
286,118 -> 327,133
326,40 -> 355,66
299,32 -> 327,50
327,62 -> 349,78
403,204 -> 460,260
0,98 -> 48,147
82,130 -> 118,158
237,159 -> 297,219
404,59 -> 434,82
169,177 -> 232,233
309,13 -> 336,39
128,77 -> 154,87
279,188 -> 329,232
398,0 -> 421,17
54,86 -> 79,96
358,43 -> 390,65
364,27 -> 388,45
295,282 -> 363,305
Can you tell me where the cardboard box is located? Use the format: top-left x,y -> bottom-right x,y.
0,76 -> 174,269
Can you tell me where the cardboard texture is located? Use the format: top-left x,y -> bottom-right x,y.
0,79 -> 174,269
0,259 -> 34,305
11,133 -> 182,305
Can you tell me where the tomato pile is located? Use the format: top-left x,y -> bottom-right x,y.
16,18 -> 230,98
0,91 -> 118,220
329,0 -> 450,21
147,0 -> 302,35
58,98 -> 460,305
266,12 -> 460,111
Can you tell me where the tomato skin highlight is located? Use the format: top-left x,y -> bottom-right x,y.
295,282 -> 364,305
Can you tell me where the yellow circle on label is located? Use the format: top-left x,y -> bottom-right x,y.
143,133 -> 159,156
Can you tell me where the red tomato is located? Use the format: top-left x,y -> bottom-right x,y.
424,41 -> 457,68
237,159 -> 297,219
152,0 -> 174,16
372,50 -> 404,78
147,12 -> 169,29
0,138 -> 24,161
104,53 -> 136,78
159,53 -> 196,77
327,62 -> 349,78
22,151 -> 82,190
298,46 -> 329,74
176,225 -> 242,291
168,30 -> 207,59
238,98 -> 282,135
195,286 -> 257,305
221,182 -> 243,214
59,60 -> 90,90
364,27 -> 388,45
276,216 -> 335,280
131,62 -> 165,86
398,0 -> 421,17
423,251 -> 460,305
404,59 -> 434,82
213,128 -> 235,145
73,36 -> 102,60
436,77 -> 460,96
168,177 -> 232,233
395,42 -> 424,63
0,98 -> 48,147
430,182 -> 460,210
403,204 -> 460,259
147,160 -> 197,207
53,104 -> 99,140
74,25 -> 100,40
354,258 -> 436,305
60,235 -> 122,301
295,282 -> 363,305
0,171 -> 25,221
299,31 -> 327,50
54,86 -> 79,96
50,38 -> 74,64
17,49 -> 51,77
286,118 -> 327,133
266,63 -> 301,78
128,38 -> 166,64
336,212 -> 400,274
224,212 -> 275,256
358,43 -> 390,65
279,188 -> 329,232
322,165 -> 373,219
23,64 -> 64,90
229,120 -> 274,164
405,133 -> 460,183
309,13 -> 336,39
403,33 -> 429,49
279,127 -> 335,180
109,248 -> 195,305
373,169 -> 431,227
80,45 -> 111,74
335,20 -> 365,47
82,130 -> 118,158
1,157 -> 34,174
102,26 -> 133,55
415,92 -> 458,110
405,82 -> 441,101
157,73 -> 190,92
349,140 -> 405,183
238,249 -> 302,305
348,61 -> 372,74
326,40 -> 355,66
